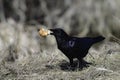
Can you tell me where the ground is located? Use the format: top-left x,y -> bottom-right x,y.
0,22 -> 120,80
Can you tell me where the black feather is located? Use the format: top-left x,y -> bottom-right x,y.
50,28 -> 105,69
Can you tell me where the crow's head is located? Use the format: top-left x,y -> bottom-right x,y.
49,28 -> 68,37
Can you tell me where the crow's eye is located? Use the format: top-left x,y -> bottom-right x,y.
56,30 -> 62,36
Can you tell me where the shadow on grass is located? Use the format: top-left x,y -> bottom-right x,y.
59,60 -> 92,71
58,60 -> 78,71
45,60 -> 93,71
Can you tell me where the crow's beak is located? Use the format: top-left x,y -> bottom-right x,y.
49,29 -> 54,35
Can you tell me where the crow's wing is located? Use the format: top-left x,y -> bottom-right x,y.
71,37 -> 95,49
59,37 -> 97,50
59,37 -> 76,49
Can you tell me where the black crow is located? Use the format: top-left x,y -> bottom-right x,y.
49,28 -> 105,68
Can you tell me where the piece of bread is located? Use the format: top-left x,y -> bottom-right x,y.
38,28 -> 50,37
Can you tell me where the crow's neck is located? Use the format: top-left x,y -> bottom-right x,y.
55,35 -> 69,46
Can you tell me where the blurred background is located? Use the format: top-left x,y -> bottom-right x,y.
0,0 -> 120,80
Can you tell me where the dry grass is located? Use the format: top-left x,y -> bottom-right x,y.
0,0 -> 120,80
0,22 -> 120,80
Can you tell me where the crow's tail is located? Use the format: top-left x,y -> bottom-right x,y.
93,36 -> 105,43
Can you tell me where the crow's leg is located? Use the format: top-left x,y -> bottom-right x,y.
67,58 -> 75,70
78,58 -> 90,69
78,58 -> 88,69
78,58 -> 83,69
69,58 -> 73,67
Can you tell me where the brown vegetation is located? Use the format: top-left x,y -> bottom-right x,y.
0,0 -> 120,80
